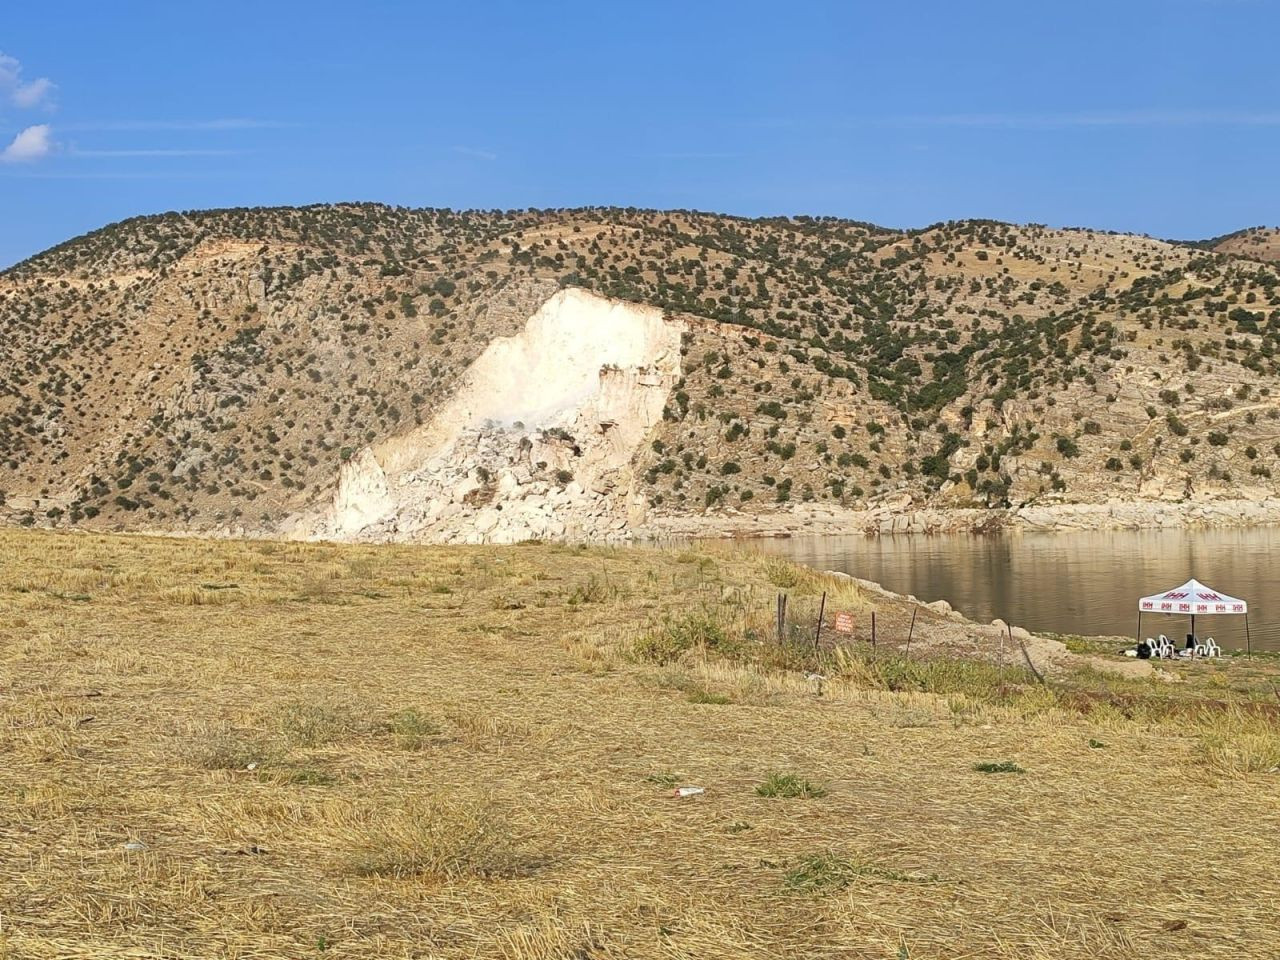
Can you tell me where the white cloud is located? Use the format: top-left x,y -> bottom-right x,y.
0,53 -> 20,90
2,124 -> 54,163
453,145 -> 498,161
12,76 -> 55,109
0,52 -> 56,109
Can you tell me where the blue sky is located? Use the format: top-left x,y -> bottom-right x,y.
1,0 -> 1277,267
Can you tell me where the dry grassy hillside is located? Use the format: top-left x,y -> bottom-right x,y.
2,206 -> 1280,537
2,528 -> 1279,958
1208,226 -> 1280,264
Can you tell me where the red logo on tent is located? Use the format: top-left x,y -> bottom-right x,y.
1233,603 -> 1245,612
1141,601 -> 1154,610
1160,602 -> 1174,611
1178,603 -> 1191,612
1164,591 -> 1188,600
1197,592 -> 1222,601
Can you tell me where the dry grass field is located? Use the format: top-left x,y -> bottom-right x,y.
1,529 -> 1278,959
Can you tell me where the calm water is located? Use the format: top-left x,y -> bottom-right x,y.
753,527 -> 1280,652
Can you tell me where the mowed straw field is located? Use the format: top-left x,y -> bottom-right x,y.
0,529 -> 1278,959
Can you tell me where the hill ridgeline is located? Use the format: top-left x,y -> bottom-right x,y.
3,206 -> 1280,541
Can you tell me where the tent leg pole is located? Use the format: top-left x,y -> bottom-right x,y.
1136,612 -> 1142,648
1246,613 -> 1251,659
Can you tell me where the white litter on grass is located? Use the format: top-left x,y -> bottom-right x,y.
672,786 -> 705,798
123,841 -> 146,851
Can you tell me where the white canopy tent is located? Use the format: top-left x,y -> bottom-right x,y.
1137,577 -> 1252,655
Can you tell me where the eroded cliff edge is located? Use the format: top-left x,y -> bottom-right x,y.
290,288 -> 684,543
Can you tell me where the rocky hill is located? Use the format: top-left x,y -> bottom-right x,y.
2,205 -> 1280,541
1206,227 -> 1280,264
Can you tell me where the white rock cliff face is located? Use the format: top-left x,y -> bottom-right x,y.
296,288 -> 684,543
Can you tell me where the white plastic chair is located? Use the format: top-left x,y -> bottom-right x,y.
1194,637 -> 1222,659
1141,636 -> 1169,659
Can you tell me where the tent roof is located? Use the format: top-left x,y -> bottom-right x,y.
1138,578 -> 1248,615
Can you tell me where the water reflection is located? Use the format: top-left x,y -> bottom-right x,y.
753,527 -> 1278,651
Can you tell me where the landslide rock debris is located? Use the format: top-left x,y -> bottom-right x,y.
296,288 -> 683,543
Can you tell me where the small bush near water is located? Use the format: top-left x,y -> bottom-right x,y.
763,556 -> 804,589
633,611 -> 734,664
830,647 -> 1030,701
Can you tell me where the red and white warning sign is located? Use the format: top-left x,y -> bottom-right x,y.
833,612 -> 855,634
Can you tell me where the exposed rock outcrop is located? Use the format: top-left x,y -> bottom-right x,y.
292,288 -> 684,543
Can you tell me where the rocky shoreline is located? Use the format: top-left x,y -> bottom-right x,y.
821,568 -> 1159,680
11,493 -> 1280,544
644,496 -> 1280,540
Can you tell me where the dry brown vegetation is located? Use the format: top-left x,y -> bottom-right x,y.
1210,226 -> 1280,264
1,528 -> 1278,958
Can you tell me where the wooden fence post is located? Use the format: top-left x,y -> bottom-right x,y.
813,591 -> 827,654
1013,623 -> 1046,684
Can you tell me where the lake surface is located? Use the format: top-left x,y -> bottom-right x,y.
752,527 -> 1280,652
